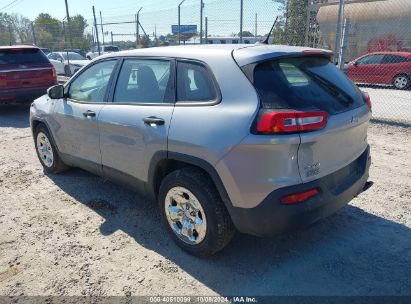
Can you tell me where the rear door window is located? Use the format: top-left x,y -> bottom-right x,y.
251,57 -> 364,114
0,48 -> 49,65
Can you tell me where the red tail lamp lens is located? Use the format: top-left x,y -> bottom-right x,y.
257,111 -> 328,133
362,92 -> 372,111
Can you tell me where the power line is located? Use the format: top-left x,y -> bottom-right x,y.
0,0 -> 24,11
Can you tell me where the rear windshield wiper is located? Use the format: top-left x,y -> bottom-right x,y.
302,69 -> 354,106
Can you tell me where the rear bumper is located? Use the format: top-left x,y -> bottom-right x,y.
0,85 -> 53,103
228,146 -> 371,237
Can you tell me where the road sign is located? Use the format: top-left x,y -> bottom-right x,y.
172,25 -> 197,34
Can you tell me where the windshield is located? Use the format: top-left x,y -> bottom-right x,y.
250,56 -> 364,114
62,52 -> 86,60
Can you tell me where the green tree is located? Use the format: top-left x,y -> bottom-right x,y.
271,23 -> 284,44
0,13 -> 15,45
34,13 -> 62,49
284,0 -> 308,46
67,15 -> 91,50
8,14 -> 33,45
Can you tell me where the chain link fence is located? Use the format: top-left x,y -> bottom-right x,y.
1,0 -> 410,123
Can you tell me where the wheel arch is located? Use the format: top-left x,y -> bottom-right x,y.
392,73 -> 410,82
147,151 -> 233,209
31,119 -> 61,153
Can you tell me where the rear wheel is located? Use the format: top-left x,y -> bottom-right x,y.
393,74 -> 409,90
34,124 -> 68,173
158,168 -> 235,257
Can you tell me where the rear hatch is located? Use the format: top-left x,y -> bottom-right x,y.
238,53 -> 371,183
0,47 -> 56,91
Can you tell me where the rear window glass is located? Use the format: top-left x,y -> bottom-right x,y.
0,48 -> 49,65
252,57 -> 364,114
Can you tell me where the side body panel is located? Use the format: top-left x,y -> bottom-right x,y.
50,99 -> 104,173
98,104 -> 174,183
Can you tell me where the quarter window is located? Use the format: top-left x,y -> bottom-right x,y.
113,59 -> 172,103
68,60 -> 117,102
177,61 -> 217,102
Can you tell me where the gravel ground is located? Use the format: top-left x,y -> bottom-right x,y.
0,104 -> 410,296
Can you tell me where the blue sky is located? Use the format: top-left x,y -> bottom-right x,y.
0,0 -> 282,37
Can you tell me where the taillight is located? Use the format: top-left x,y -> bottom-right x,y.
52,67 -> 57,79
281,188 -> 319,205
362,91 -> 372,111
256,110 -> 328,134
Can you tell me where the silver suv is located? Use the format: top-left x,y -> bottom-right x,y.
30,44 -> 372,257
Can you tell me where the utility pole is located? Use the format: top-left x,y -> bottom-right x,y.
200,0 -> 204,44
334,0 -> 345,63
255,13 -> 257,39
205,17 -> 208,44
31,22 -> 37,45
178,0 -> 186,45
240,0 -> 243,43
111,31 -> 113,45
91,26 -> 95,48
154,24 -> 157,40
8,24 -> 13,46
338,18 -> 349,70
63,19 -> 70,73
64,0 -> 73,49
137,7 -> 142,47
92,6 -> 101,55
134,14 -> 138,47
100,11 -> 105,45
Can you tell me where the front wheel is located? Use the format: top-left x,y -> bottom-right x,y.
34,124 -> 68,173
158,168 -> 235,257
393,75 -> 409,90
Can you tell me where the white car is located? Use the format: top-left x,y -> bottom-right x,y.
47,52 -> 89,76
86,45 -> 120,60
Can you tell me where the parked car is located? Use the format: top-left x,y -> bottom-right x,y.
47,52 -> 89,76
0,45 -> 57,104
86,45 -> 120,60
39,47 -> 51,56
30,45 -> 372,257
346,52 -> 411,89
63,48 -> 87,58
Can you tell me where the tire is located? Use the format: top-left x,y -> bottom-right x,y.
158,167 -> 235,257
393,74 -> 409,90
34,124 -> 68,174
64,65 -> 72,77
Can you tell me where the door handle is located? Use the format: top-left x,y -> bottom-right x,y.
83,110 -> 96,118
143,116 -> 165,126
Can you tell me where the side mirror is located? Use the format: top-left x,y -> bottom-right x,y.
47,85 -> 65,99
353,61 -> 358,66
